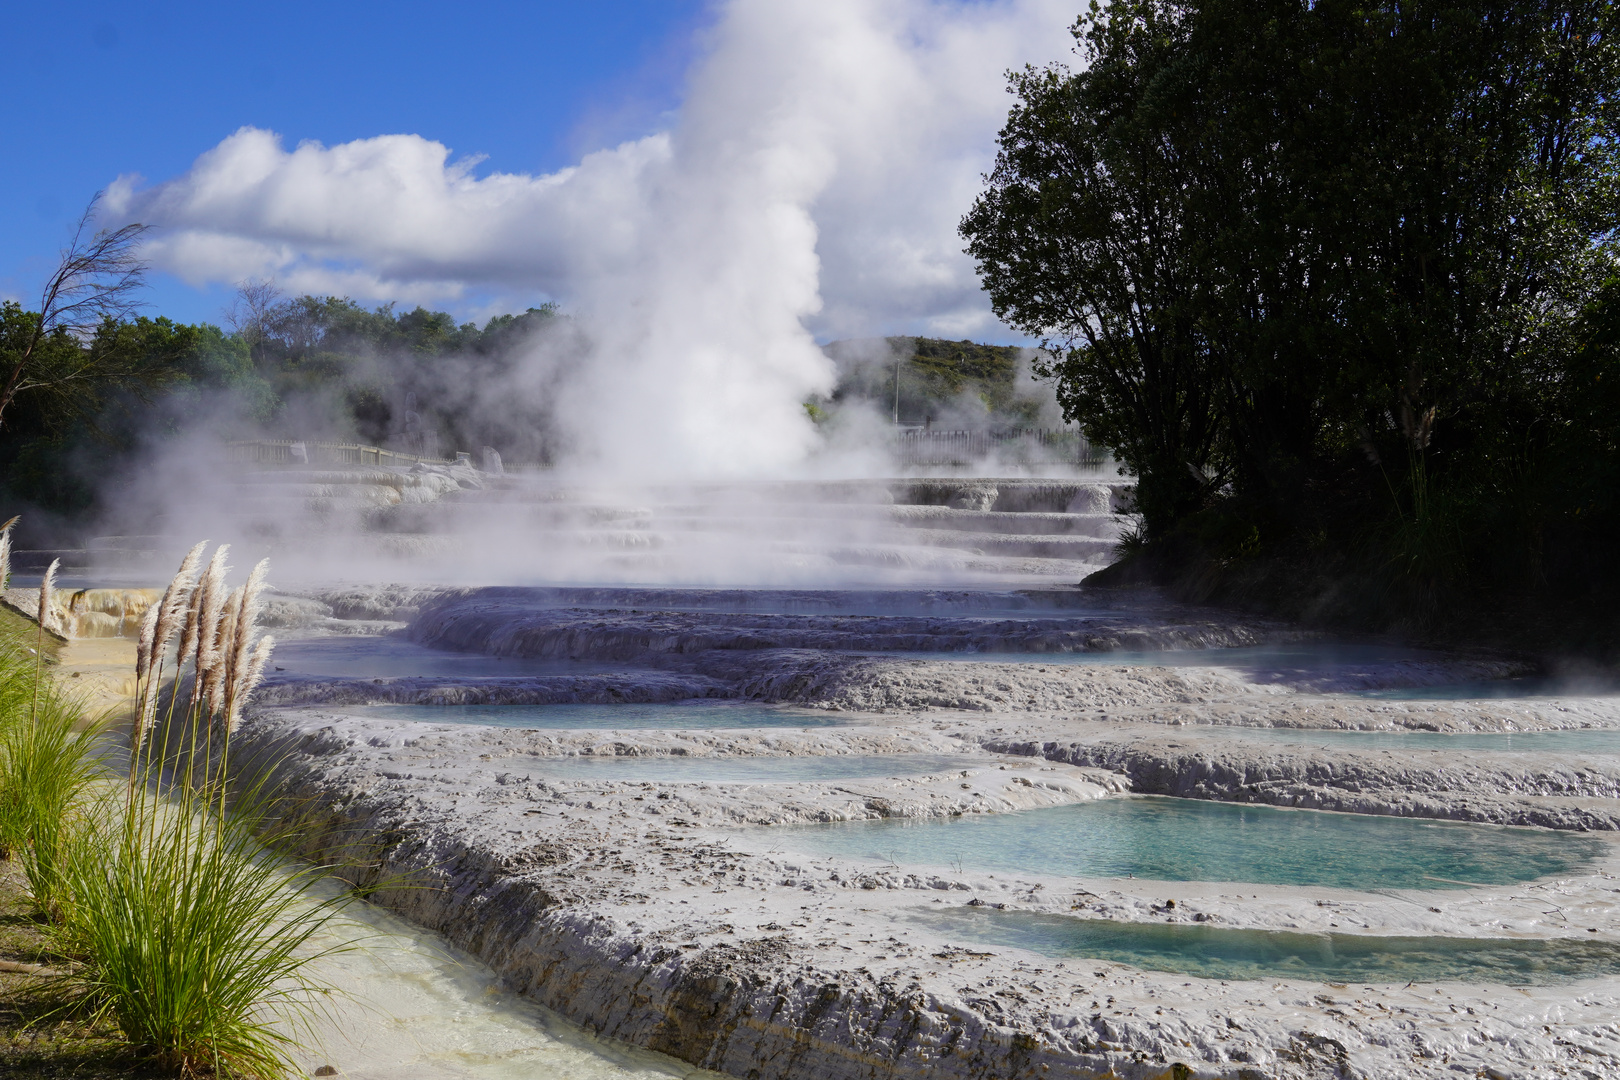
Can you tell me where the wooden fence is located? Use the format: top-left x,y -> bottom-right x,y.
894,428 -> 1106,468
226,433 -> 1102,471
225,440 -> 455,467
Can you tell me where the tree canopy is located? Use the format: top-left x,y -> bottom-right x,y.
962,0 -> 1620,629
0,199 -> 157,433
0,288 -> 563,528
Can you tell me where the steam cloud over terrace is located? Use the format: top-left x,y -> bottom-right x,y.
104,0 -> 1077,478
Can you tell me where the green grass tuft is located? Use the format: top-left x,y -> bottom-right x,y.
57,780 -> 350,1079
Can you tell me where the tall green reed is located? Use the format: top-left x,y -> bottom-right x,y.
0,681 -> 103,919
0,557 -> 103,919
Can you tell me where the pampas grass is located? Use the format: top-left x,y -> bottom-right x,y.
0,685 -> 103,918
59,756 -> 347,1078
35,556 -> 58,636
0,514 -> 17,590
0,539 -> 348,1077
130,542 -> 207,784
56,541 -> 350,1078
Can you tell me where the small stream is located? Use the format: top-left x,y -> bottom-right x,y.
289,885 -> 726,1080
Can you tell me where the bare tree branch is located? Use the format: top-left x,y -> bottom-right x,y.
40,196 -> 150,336
223,279 -> 285,363
0,193 -> 150,428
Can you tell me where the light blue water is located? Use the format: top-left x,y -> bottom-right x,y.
524,752 -> 972,783
762,797 -> 1606,889
348,701 -> 852,730
271,636 -> 618,679
1186,726 -> 1620,753
1355,678 -> 1620,700
907,908 -> 1620,985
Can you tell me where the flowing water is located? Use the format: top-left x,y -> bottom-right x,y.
270,636 -> 623,678
887,645 -> 1620,698
757,796 -> 1608,889
1355,678 -> 1620,700
889,642 -> 1439,666
290,887 -> 726,1080
326,700 -> 854,729
903,907 -> 1620,985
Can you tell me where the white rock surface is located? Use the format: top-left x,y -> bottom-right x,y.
232,692 -> 1620,1080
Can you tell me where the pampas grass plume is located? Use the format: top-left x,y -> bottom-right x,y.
205,591 -> 240,720
36,559 -> 58,634
152,542 -> 208,659
231,561 -> 270,664
135,602 -> 160,684
133,542 -> 209,759
229,635 -> 275,733
186,545 -> 230,677
0,515 -> 17,591
221,561 -> 269,723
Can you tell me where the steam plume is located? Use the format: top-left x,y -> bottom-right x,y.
106,0 -> 1076,479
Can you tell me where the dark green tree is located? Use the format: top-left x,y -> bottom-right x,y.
963,0 -> 1620,550
960,3 -> 1226,533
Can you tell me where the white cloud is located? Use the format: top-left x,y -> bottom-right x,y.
107,0 -> 1078,476
108,0 -> 1074,339
106,127 -> 669,301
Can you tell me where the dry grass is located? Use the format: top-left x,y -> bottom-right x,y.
0,608 -> 61,666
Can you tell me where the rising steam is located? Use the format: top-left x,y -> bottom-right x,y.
106,0 -> 1076,480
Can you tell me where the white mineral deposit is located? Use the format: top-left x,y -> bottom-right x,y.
143,470 -> 1610,1080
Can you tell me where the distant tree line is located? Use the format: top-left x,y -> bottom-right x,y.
962,0 -> 1620,639
0,264 -> 560,536
820,337 -> 1060,427
220,283 -> 560,456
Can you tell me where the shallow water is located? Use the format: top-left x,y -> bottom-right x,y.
347,700 -> 853,730
523,752 -> 972,783
761,796 -> 1607,890
1353,677 -> 1620,700
271,635 -> 620,678
1175,726 -> 1620,753
428,585 -> 1124,618
904,907 -> 1620,985
292,887 -> 724,1080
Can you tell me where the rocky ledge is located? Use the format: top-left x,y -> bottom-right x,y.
229,701 -> 1620,1080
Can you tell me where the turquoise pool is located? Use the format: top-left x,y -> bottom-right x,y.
762,796 -> 1607,889
908,907 -> 1620,984
342,701 -> 852,730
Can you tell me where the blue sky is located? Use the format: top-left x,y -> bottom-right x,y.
1,0 -> 710,326
3,1 -> 1072,344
